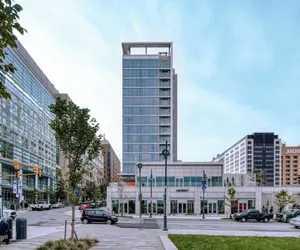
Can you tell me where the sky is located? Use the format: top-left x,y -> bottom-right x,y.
16,0 -> 300,163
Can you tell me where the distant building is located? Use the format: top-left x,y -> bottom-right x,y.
281,144 -> 300,185
122,42 -> 178,174
213,133 -> 281,186
101,136 -> 121,184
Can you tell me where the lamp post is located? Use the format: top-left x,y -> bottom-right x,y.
162,140 -> 170,232
149,169 -> 153,218
137,163 -> 143,218
202,170 -> 207,219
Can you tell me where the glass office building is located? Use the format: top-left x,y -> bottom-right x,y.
122,42 -> 178,174
0,40 -> 58,207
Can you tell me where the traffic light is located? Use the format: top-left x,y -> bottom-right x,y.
38,169 -> 42,177
33,164 -> 38,175
14,158 -> 20,170
16,171 -> 20,179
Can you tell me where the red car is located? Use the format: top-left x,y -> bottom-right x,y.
79,203 -> 93,210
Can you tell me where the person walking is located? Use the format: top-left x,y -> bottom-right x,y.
0,217 -> 10,245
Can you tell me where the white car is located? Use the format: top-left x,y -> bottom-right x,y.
2,207 -> 17,219
290,215 -> 300,228
52,202 -> 65,208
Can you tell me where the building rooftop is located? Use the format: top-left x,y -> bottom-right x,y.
122,42 -> 173,55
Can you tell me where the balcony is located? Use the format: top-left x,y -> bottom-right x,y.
159,99 -> 170,106
160,90 -> 171,97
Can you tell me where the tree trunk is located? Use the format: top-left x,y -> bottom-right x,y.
71,204 -> 75,240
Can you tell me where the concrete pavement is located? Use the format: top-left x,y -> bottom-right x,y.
4,224 -> 165,250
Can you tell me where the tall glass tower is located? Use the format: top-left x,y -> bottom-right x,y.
122,42 -> 178,174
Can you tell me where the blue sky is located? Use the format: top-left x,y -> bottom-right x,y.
17,0 -> 300,162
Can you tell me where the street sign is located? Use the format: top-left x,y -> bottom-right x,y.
74,189 -> 80,196
202,180 -> 207,191
13,181 -> 17,194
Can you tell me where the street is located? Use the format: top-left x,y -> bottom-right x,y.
17,206 -> 74,227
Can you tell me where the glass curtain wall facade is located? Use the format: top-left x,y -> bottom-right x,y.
0,41 -> 58,206
122,43 -> 177,174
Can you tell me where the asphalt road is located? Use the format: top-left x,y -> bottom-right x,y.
155,218 -> 300,232
18,206 -> 74,226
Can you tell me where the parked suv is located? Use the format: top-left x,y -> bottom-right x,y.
282,210 -> 300,223
81,209 -> 118,225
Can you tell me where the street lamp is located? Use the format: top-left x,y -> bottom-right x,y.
149,169 -> 153,218
137,163 -> 143,218
162,140 -> 170,232
202,170 -> 207,219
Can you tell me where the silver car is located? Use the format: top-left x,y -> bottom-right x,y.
289,215 -> 300,228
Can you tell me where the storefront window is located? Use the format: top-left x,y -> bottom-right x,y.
168,177 -> 175,187
248,200 -> 254,209
128,200 -> 135,214
137,177 -> 148,187
218,200 -> 224,214
142,200 -> 148,214
191,177 -> 201,187
212,176 -> 222,186
112,200 -> 119,214
184,177 -> 190,187
171,200 -> 177,214
187,200 -> 194,214
157,200 -> 164,214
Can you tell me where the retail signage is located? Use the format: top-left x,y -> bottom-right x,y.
176,189 -> 189,192
13,181 -> 17,194
287,149 -> 300,154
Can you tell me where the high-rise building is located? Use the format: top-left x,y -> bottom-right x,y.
102,137 -> 121,184
122,42 -> 178,174
281,144 -> 300,185
0,41 -> 59,206
213,133 -> 281,186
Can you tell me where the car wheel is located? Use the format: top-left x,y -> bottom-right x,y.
287,218 -> 291,223
107,219 -> 112,225
82,219 -> 89,224
32,208 -> 35,211
295,226 -> 299,229
241,217 -> 247,222
40,207 -> 43,211
256,219 -> 261,222
263,217 -> 269,223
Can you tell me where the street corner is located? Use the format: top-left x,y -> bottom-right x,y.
160,235 -> 178,250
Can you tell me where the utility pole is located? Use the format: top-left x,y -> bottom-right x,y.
162,140 -> 170,231
150,169 -> 153,218
137,163 -> 143,218
202,170 -> 207,219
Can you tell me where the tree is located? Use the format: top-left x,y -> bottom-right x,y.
99,183 -> 107,200
49,97 -> 102,240
224,187 -> 238,218
0,0 -> 27,99
55,179 -> 67,203
274,189 -> 295,213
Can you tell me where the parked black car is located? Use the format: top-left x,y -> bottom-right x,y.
281,210 -> 300,223
276,209 -> 296,222
81,209 -> 118,225
235,209 -> 273,223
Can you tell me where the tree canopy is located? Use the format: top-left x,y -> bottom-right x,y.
274,189 -> 295,212
0,0 -> 27,99
49,97 -> 102,239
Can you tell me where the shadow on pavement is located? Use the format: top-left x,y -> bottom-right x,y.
114,219 -> 159,229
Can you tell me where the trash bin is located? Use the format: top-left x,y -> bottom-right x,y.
7,218 -> 13,240
16,218 -> 27,240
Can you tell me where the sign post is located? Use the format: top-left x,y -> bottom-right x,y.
202,170 -> 207,219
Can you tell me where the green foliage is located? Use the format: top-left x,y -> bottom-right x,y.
274,189 -> 295,212
82,183 -> 107,202
36,238 -> 99,250
0,0 -> 27,99
49,97 -> 102,239
169,235 -> 300,250
224,187 -> 238,216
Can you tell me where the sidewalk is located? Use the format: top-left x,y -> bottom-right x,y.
132,214 -> 226,220
4,224 -> 165,250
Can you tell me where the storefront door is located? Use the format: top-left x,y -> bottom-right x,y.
208,202 -> 217,214
238,202 -> 247,212
178,202 -> 187,214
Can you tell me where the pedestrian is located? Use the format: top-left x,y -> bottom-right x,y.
270,206 -> 274,214
0,217 -> 10,245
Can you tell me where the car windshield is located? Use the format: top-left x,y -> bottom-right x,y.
38,202 -> 44,204
100,210 -> 108,214
284,210 -> 294,214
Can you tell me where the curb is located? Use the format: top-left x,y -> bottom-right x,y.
160,235 -> 177,250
